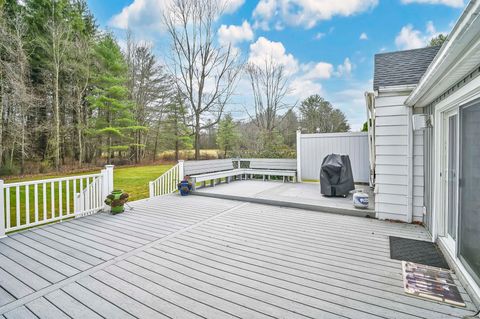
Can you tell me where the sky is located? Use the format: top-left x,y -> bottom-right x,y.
86,0 -> 466,130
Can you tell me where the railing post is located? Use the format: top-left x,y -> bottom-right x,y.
149,181 -> 154,198
100,169 -> 109,210
0,180 -> 6,238
296,129 -> 302,182
178,160 -> 185,180
105,165 -> 114,193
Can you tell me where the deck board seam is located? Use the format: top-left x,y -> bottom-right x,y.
103,265 -> 222,319
0,252 -> 56,287
132,251 -> 391,319
4,236 -> 86,273
122,258 -> 318,319
0,201 -> 250,315
150,241 -> 469,317
22,231 -> 106,265
88,272 -> 172,319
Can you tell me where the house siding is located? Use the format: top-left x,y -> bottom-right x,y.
374,92 -> 424,222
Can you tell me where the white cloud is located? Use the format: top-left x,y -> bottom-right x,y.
326,79 -> 373,131
395,25 -> 425,49
248,37 -> 299,75
303,62 -> 334,79
336,58 -> 353,77
110,0 -> 245,31
315,32 -> 326,40
401,0 -> 464,8
289,78 -> 323,99
359,32 -> 368,40
395,21 -> 444,50
253,0 -> 378,30
218,21 -> 254,46
110,0 -> 168,30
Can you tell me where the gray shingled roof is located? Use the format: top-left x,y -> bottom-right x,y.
373,46 -> 441,90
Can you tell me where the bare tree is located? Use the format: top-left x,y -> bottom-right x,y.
245,57 -> 293,134
163,0 -> 241,159
0,9 -> 35,173
125,34 -> 173,163
41,7 -> 72,170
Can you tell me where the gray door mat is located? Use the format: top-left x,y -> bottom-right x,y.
389,236 -> 450,269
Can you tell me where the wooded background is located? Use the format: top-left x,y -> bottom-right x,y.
0,0 -> 351,177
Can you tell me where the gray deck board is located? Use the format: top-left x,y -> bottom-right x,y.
0,237 -> 81,278
0,195 -> 477,318
61,282 -> 134,319
76,276 -> 168,319
3,306 -> 36,319
0,243 -> 66,284
0,287 -> 15,306
92,269 -> 202,319
11,234 -> 91,272
0,255 -> 50,291
20,231 -> 105,266
25,298 -> 69,319
44,289 -> 102,319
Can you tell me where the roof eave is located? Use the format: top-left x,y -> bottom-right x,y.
405,0 -> 480,107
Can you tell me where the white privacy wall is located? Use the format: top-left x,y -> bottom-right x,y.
298,132 -> 370,183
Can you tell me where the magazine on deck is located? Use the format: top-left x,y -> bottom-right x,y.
402,261 -> 465,307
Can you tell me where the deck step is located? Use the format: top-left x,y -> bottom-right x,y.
192,191 -> 376,218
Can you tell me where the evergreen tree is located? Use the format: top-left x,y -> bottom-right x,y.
216,113 -> 238,158
299,95 -> 350,133
162,95 -> 192,161
88,34 -> 139,163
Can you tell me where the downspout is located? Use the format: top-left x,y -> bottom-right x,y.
407,106 -> 414,223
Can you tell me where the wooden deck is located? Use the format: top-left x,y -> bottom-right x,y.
0,195 -> 477,318
195,180 -> 375,217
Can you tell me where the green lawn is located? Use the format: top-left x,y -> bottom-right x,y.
112,164 -> 174,201
2,164 -> 173,230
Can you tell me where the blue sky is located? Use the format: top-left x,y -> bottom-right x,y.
87,0 -> 465,130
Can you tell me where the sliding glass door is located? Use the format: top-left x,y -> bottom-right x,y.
459,99 -> 480,285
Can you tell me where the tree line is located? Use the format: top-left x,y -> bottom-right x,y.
0,0 -> 350,176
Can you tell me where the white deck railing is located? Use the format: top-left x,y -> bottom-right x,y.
149,161 -> 183,197
0,165 -> 114,236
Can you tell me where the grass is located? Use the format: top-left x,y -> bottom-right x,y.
2,164 -> 174,230
112,164 -> 173,201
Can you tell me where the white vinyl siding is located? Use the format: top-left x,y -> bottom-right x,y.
374,93 -> 425,222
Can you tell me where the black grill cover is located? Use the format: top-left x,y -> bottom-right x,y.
320,154 -> 355,196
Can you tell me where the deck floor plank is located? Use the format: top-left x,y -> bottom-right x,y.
0,268 -> 35,301
76,276 -> 168,319
0,195 -> 477,319
3,306 -> 37,319
91,269 -> 203,319
0,237 -> 80,278
0,243 -> 66,284
25,298 -> 69,319
20,231 -> 105,266
11,234 -> 92,272
61,282 -> 134,319
0,255 -> 50,292
43,289 -> 102,319
0,287 -> 15,307
105,264 -> 237,319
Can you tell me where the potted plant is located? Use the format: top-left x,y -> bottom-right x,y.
104,190 -> 129,214
178,176 -> 193,196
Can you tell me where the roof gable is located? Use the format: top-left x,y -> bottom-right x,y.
373,46 -> 441,91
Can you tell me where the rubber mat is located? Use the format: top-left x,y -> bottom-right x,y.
389,236 -> 450,269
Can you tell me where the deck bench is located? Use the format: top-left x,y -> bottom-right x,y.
184,158 -> 298,190
242,159 -> 297,182
184,159 -> 244,190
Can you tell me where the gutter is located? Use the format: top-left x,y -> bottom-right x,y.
405,0 -> 480,107
407,106 -> 414,224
